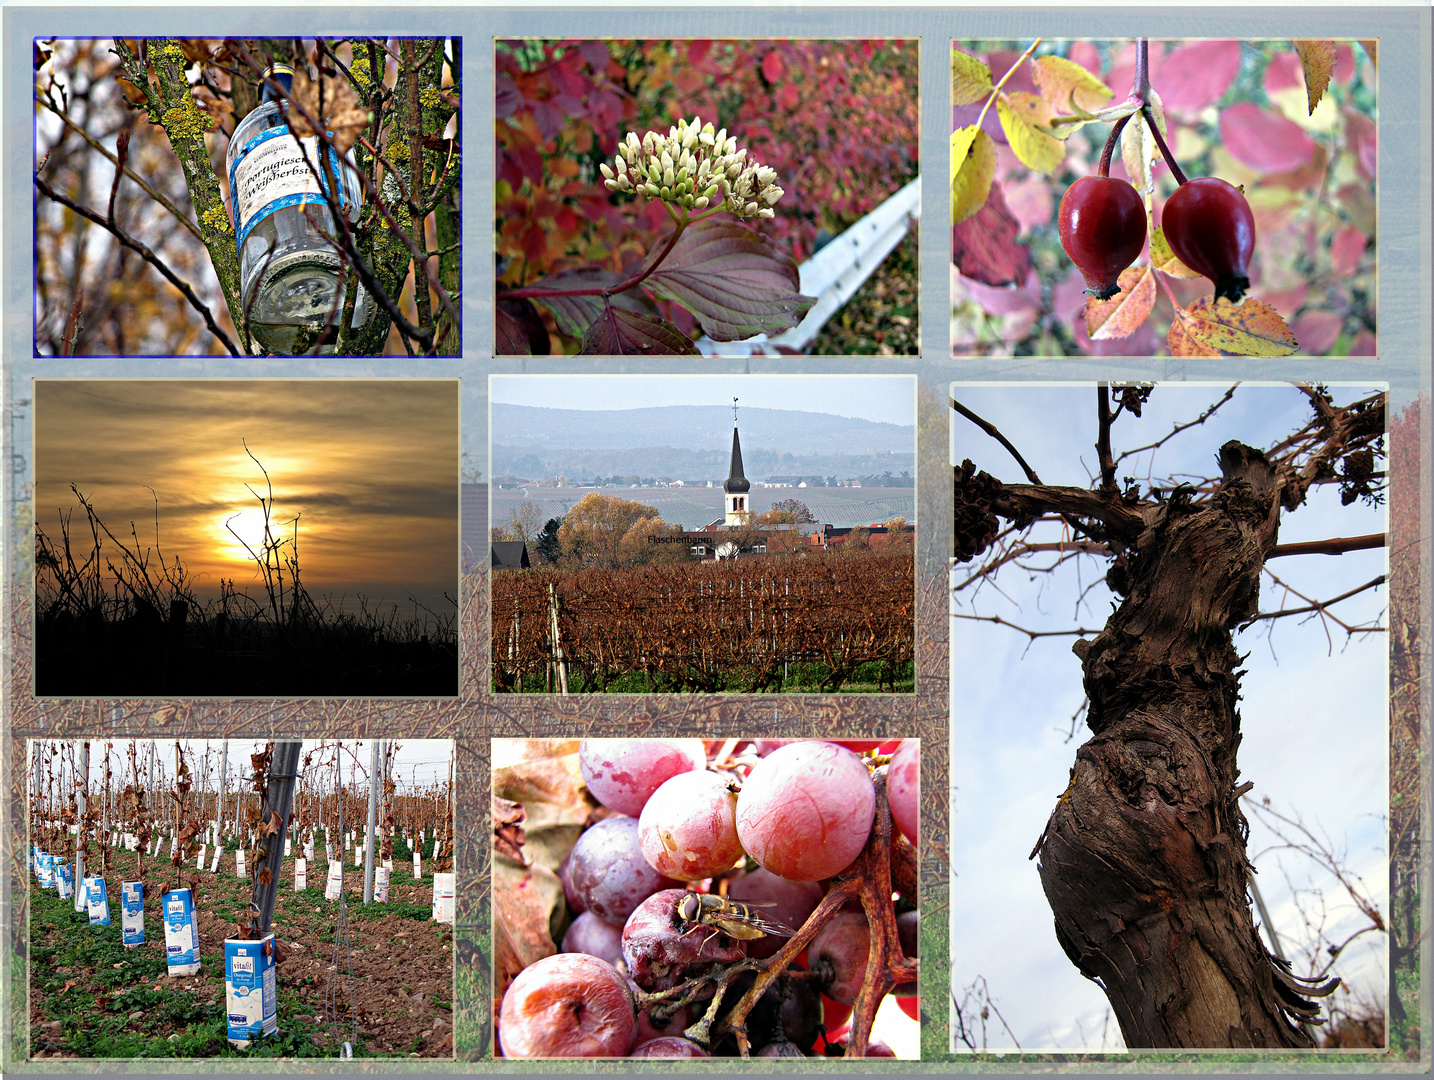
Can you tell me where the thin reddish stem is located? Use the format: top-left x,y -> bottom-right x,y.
1142,105 -> 1189,185
1097,113 -> 1132,178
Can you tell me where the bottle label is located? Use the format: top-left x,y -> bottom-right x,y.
230,126 -> 347,249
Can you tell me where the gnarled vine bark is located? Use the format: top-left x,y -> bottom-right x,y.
957,386 -> 1384,1048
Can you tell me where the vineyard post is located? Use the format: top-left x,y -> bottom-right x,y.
219,741 -> 228,838
76,741 -> 89,900
363,739 -> 378,904
250,740 -> 301,935
547,583 -> 568,694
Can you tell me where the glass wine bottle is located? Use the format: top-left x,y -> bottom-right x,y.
226,64 -> 371,354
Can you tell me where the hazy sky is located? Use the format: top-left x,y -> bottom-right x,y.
949,383 -> 1388,1052
489,374 -> 917,427
33,381 -> 458,615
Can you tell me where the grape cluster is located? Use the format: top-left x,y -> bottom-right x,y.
495,738 -> 920,1058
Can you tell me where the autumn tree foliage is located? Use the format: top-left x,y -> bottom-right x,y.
496,39 -> 918,353
555,491 -> 682,570
954,384 -> 1387,1048
34,37 -> 460,356
951,39 -> 1376,358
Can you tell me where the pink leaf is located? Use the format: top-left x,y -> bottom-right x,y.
1157,40 -> 1241,114
687,40 -> 712,66
1290,308 -> 1344,354
761,51 -> 785,84
1329,225 -> 1367,276
1263,51 -> 1304,94
579,308 -> 699,356
644,218 -> 815,341
1219,102 -> 1316,173
1067,41 -> 1103,78
952,180 -> 1032,287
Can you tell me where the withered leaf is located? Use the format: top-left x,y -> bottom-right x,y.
1171,296 -> 1299,357
1085,266 -> 1157,340
288,69 -> 370,155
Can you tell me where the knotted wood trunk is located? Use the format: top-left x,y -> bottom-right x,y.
1031,443 -> 1337,1047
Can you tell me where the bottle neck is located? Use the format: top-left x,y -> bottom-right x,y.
259,64 -> 295,107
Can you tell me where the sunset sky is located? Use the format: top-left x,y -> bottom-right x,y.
33,381 -> 458,619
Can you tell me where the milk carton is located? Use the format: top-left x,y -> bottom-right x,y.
224,936 -> 277,1048
86,876 -> 112,926
294,858 -> 306,890
325,860 -> 343,901
122,881 -> 145,947
432,872 -> 454,924
163,888 -> 200,975
375,866 -> 389,903
55,859 -> 73,900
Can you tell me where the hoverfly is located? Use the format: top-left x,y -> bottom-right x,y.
676,891 -> 797,950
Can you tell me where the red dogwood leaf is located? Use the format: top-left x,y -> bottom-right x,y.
525,267 -> 659,340
644,218 -> 815,341
579,307 -> 700,356
495,298 -> 550,356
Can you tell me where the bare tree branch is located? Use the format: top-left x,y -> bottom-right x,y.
34,172 -> 240,355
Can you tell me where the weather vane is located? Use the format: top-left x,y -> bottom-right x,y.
732,396 -> 739,424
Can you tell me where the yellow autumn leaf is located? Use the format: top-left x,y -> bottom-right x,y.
952,49 -> 994,106
997,94 -> 1064,175
951,125 -> 996,224
1031,55 -> 1114,116
1174,297 -> 1299,357
1149,227 -> 1202,279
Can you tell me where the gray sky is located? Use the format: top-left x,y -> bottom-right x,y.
489,374 -> 916,428
949,383 -> 1388,1052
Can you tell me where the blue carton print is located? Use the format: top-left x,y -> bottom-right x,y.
224,937 -> 278,1046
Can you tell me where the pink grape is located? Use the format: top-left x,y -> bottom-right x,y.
638,770 -> 744,880
579,739 -> 706,816
735,741 -> 875,881
561,911 -> 624,967
808,911 -> 871,1005
567,816 -> 680,927
498,952 -> 636,1058
887,740 -> 919,847
630,1036 -> 710,1058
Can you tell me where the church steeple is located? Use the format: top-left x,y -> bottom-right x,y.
723,397 -> 750,526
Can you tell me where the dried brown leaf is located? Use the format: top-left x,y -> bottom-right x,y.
289,69 -> 370,155
1292,40 -> 1336,115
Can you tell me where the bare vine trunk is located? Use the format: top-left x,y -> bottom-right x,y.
1030,443 -> 1337,1047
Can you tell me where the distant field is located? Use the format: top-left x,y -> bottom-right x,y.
489,486 -> 916,532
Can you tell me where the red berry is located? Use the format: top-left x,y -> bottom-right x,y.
1058,176 -> 1146,300
1160,177 -> 1255,302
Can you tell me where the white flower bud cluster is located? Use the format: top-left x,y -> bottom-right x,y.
599,115 -> 784,220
